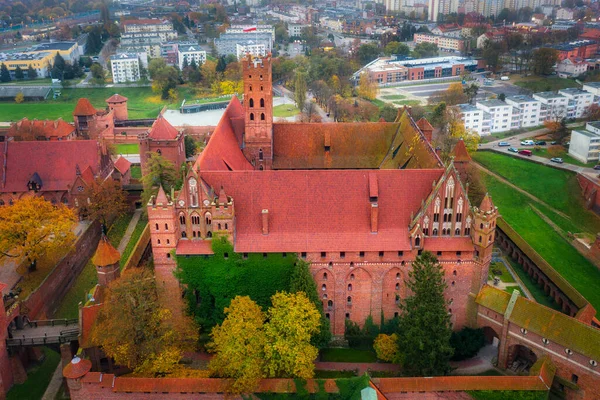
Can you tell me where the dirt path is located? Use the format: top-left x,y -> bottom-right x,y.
117,209 -> 142,253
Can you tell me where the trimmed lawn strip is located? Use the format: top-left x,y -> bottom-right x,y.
381,94 -> 406,100
504,256 -> 560,311
529,147 -> 595,168
504,285 -> 522,294
115,143 -> 139,155
514,76 -> 579,92
130,165 -> 142,179
392,100 -> 421,106
272,103 -> 299,118
468,390 -> 548,400
489,262 -> 515,283
6,347 -> 60,400
370,98 -> 386,107
120,214 -> 148,269
320,348 -> 378,363
314,370 -> 357,378
53,213 -> 134,319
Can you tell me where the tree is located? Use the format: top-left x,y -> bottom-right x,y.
0,63 -> 11,82
498,93 -> 506,102
380,103 -> 398,122
450,328 -> 485,361
584,103 -> 600,121
0,196 -> 76,271
449,112 -> 479,153
482,41 -> 503,73
14,66 -> 24,80
289,260 -> 331,348
141,153 -> 179,205
294,71 -> 307,109
263,292 -> 320,379
184,135 -> 197,158
544,118 -> 569,142
357,43 -> 380,65
208,296 -> 267,394
463,83 -> 479,104
374,333 -> 399,362
53,52 -> 66,73
27,65 -> 38,80
430,102 -> 448,128
216,55 -> 227,73
14,92 -> 24,104
92,269 -> 196,376
90,63 -> 104,81
412,42 -> 438,58
396,251 -> 453,376
357,72 -> 378,101
81,178 -> 128,229
532,48 -> 559,76
384,42 -> 410,56
148,59 -> 178,100
431,82 -> 467,106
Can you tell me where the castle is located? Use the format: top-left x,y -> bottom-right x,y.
147,54 -> 498,335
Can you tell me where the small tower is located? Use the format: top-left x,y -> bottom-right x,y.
106,94 -> 129,121
91,234 -> 121,286
242,54 -> 273,170
72,98 -> 97,138
471,193 -> 498,288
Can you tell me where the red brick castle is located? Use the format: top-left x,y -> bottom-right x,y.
147,54 -> 498,335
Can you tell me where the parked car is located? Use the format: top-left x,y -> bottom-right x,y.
508,147 -> 519,153
498,141 -> 510,146
550,157 -> 564,163
535,141 -> 546,145
550,141 -> 558,145
594,165 -> 600,170
518,150 -> 532,156
500,76 -> 510,81
520,140 -> 535,146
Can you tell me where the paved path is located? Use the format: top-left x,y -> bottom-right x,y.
41,363 -> 64,400
0,258 -> 22,295
314,361 -> 401,375
117,209 -> 142,254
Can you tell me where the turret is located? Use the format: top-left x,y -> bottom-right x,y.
471,193 -> 498,288
91,234 -> 121,286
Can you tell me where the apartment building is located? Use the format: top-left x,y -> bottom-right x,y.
288,23 -> 309,38
569,122 -> 600,163
533,91 -> 569,120
177,45 -> 206,69
457,104 -> 490,136
558,88 -> 594,119
413,33 -> 465,52
0,51 -> 53,79
120,34 -> 162,58
227,25 -> 276,40
236,42 -> 267,60
582,82 -> 600,103
122,19 -> 174,34
110,53 -> 140,83
29,41 -> 80,63
121,30 -> 178,43
476,99 -> 519,133
505,95 -> 544,128
214,33 -> 273,57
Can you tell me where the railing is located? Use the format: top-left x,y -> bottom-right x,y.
27,318 -> 78,328
6,327 -> 79,347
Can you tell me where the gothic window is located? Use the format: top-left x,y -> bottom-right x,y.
457,197 -> 464,214
157,149 -> 162,155
442,228 -> 447,235
191,214 -> 200,225
350,273 -> 355,280
260,85 -> 263,91
396,273 -> 400,280
260,98 -> 265,107
455,228 -> 460,236
249,85 -> 252,91
155,223 -> 159,230
259,148 -> 264,161
322,294 -> 328,299
205,213 -> 212,225
261,113 -> 265,120
259,165 -> 264,170
348,284 -> 352,291
0,200 -> 4,206
323,272 -> 328,280
465,227 -> 471,236
395,283 -> 400,290
424,228 -> 429,236
225,223 -> 228,230
415,236 -> 421,247
218,223 -> 222,230
434,197 -> 441,222
249,98 -> 254,108
479,236 -> 482,243
456,213 -> 462,222
347,296 -> 352,305
445,177 -> 455,209
165,223 -> 168,230
433,228 -> 438,236
182,231 -> 187,238
322,284 -> 326,291
250,113 -> 254,120
327,300 -> 333,309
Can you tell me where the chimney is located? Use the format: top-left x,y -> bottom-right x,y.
371,203 -> 378,233
262,209 -> 269,235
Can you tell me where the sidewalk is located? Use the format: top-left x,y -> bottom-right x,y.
117,209 -> 142,253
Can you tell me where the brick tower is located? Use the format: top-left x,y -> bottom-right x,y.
106,94 -> 129,121
91,234 -> 121,286
471,193 -> 498,290
242,54 -> 273,170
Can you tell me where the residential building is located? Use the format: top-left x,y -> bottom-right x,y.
413,33 -> 466,52
121,30 -> 178,43
29,41 -> 80,63
428,0 -> 441,21
556,7 -> 574,20
548,39 -> 599,61
477,30 -> 505,49
120,34 -> 163,58
569,121 -> 600,163
227,25 -> 276,41
475,99 -> 518,133
582,81 -> 600,102
287,23 -> 309,37
384,0 -> 402,12
457,104 -> 491,136
0,51 -> 53,79
215,32 -> 273,57
236,42 -> 267,60
177,45 -> 206,69
122,19 -> 174,34
505,95 -> 544,128
559,88 -> 594,119
556,58 -> 588,78
110,53 -> 141,84
533,91 -> 569,120
431,23 -> 462,38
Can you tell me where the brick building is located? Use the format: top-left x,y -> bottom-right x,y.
138,116 -> 185,174
147,54 -> 498,335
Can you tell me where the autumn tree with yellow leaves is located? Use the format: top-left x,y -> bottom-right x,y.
373,333 -> 399,362
208,292 -> 321,394
0,196 -> 76,271
81,178 -> 128,228
357,72 -> 378,101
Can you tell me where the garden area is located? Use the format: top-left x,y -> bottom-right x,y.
273,103 -> 300,118
472,151 -> 600,311
513,76 -> 579,93
6,347 -> 60,400
115,143 -> 139,155
527,145 -> 595,168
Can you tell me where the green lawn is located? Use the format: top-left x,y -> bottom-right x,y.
0,78 -> 53,86
370,98 -> 386,108
514,76 -> 579,92
468,390 -> 548,400
504,285 -> 522,294
479,126 -> 545,144
120,215 -> 148,269
273,103 -> 300,118
473,152 -> 600,311
320,348 -> 378,363
504,255 -> 560,310
381,94 -> 406,100
314,370 -> 357,378
130,165 -> 142,179
529,146 -> 595,168
489,262 -> 515,283
53,213 -> 134,319
393,100 -> 421,106
115,143 -> 139,155
6,347 -> 60,400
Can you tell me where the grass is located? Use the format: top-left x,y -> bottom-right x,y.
130,165 -> 142,179
513,76 -> 579,92
479,126 -> 545,144
529,146 -> 595,168
472,151 -> 600,311
489,262 -> 515,283
381,94 -> 406,100
314,370 -> 357,378
468,390 -> 548,400
0,78 -> 53,86
320,348 -> 378,363
53,213 -> 134,319
0,86 -> 197,122
115,143 -> 139,155
370,98 -> 386,107
505,255 -> 560,310
504,285 -> 522,294
393,100 -> 421,106
6,347 -> 60,400
120,214 -> 148,269
272,103 -> 299,118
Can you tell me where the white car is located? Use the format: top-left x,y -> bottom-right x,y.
520,140 -> 535,146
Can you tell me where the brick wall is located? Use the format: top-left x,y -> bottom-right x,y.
576,173 -> 600,214
122,225 -> 150,271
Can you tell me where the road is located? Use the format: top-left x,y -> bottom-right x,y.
479,128 -> 599,182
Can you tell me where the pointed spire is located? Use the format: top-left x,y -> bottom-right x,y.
218,185 -> 227,204
451,139 -> 472,162
480,193 -> 494,212
92,234 -> 121,267
156,185 -> 169,206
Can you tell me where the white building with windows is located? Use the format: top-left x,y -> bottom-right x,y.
236,42 -> 267,60
533,91 -> 569,120
110,53 -> 140,83
475,99 -> 518,133
287,23 -> 309,38
569,122 -> 600,163
177,45 -> 206,69
457,104 -> 490,136
505,95 -> 544,128
558,88 -> 594,119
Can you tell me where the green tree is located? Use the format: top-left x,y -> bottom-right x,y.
380,103 -> 398,122
357,43 -> 380,65
216,55 -> 227,73
412,42 -> 438,58
396,251 -> 453,376
482,41 -> 503,73
27,65 -> 38,80
532,48 -> 559,76
90,63 -> 105,81
498,93 -> 506,101
148,58 -> 179,100
184,135 -> 197,158
14,66 -> 24,80
294,71 -> 307,109
81,178 -> 128,229
141,152 -> 179,205
0,63 -> 11,82
53,52 -> 66,72
384,41 -> 410,56
289,260 -> 331,349
430,102 -> 447,128
464,83 -> 479,105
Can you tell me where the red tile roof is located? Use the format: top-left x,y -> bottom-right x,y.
0,141 -> 100,193
106,94 -> 128,103
80,165 -> 95,185
479,193 -> 494,212
451,139 -> 471,162
113,156 -> 131,175
79,302 -> 103,348
62,357 -> 92,379
73,98 -> 98,116
155,186 -> 169,205
92,235 -> 121,267
176,240 -> 214,255
148,116 -> 180,140
8,118 -> 76,140
199,169 -> 444,253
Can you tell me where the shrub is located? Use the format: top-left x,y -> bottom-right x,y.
450,327 -> 485,361
373,333 -> 398,362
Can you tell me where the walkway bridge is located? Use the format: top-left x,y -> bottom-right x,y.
6,318 -> 79,348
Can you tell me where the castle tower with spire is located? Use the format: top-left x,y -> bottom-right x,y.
91,234 -> 121,286
471,193 -> 498,290
241,54 -> 273,170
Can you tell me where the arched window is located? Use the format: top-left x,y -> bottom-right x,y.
434,197 -> 441,222
156,149 -> 162,155
415,236 -> 421,247
453,270 -> 457,276
218,223 -> 222,230
250,113 -> 254,120
249,85 -> 253,91
249,98 -> 254,107
261,113 -> 265,120
182,231 -> 187,238
179,214 -> 186,225
322,294 -> 328,299
259,165 -> 264,170
322,284 -> 326,291
479,236 -> 482,243
191,215 -> 200,225
455,228 -> 460,235
205,213 -> 212,225
259,148 -> 264,161
350,274 -> 355,280
155,223 -> 159,230
445,177 -> 455,209
347,296 -> 352,304
465,227 -> 471,235
0,199 -> 5,206
347,284 -> 352,291
395,283 -> 400,290
396,273 -> 400,280
207,231 -> 212,238
165,223 -> 168,230
189,177 -> 198,207
433,228 -> 438,236
157,239 -> 161,244
260,98 -> 265,107
260,85 -> 263,91
327,300 -> 333,309
323,272 -> 328,280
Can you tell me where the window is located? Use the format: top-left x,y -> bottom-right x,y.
260,98 -> 265,107
329,262 -> 333,267
479,236 -> 482,243
395,283 -> 399,290
571,374 -> 578,384
350,262 -> 354,268
347,284 -> 352,291
181,231 -> 187,238
451,281 -> 455,286
350,274 -> 355,280
261,113 -> 265,120
394,312 -> 399,318
327,300 -> 333,309
437,251 -> 442,256
259,148 -> 264,161
379,251 -> 384,257
249,98 -> 254,108
155,223 -> 159,230
325,313 -> 330,319
250,113 -> 254,120
590,360 -> 598,367
323,272 -> 328,280
340,251 -> 345,258
167,253 -> 171,259
520,328 -> 528,335
396,273 -> 400,280
456,251 -> 461,257
418,250 -> 423,255
301,252 -> 307,258
347,296 -> 352,304
415,236 -> 421,247
224,252 -> 229,259
243,253 -> 248,259
345,313 -> 350,319
157,239 -> 161,244
321,252 -> 326,258
433,228 -> 438,236
359,251 -> 365,257
542,338 -> 549,345
164,223 -> 168,230
322,284 -> 326,291
565,348 -> 573,356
